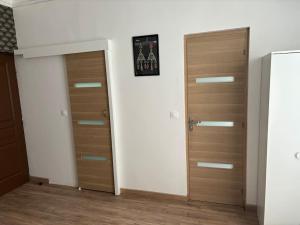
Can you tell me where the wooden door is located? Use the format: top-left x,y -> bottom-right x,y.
185,28 -> 249,205
0,53 -> 29,196
65,51 -> 114,193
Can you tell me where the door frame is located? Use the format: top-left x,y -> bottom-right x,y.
15,39 -> 121,195
184,27 -> 250,205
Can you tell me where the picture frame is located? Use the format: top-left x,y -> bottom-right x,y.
132,34 -> 160,76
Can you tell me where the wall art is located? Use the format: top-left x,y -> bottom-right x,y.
132,34 -> 159,76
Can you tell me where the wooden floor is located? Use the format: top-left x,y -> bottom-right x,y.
0,183 -> 258,225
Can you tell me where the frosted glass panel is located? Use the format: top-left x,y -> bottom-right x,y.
83,156 -> 107,161
196,76 -> 234,84
74,82 -> 102,88
78,120 -> 104,126
196,121 -> 234,127
197,162 -> 234,170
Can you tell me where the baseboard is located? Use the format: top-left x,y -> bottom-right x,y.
29,176 -> 49,185
120,188 -> 187,201
245,204 -> 257,212
29,177 -> 78,190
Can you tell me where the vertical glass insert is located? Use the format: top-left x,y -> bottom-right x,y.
74,82 -> 102,88
196,76 -> 234,84
197,162 -> 234,169
77,120 -> 104,126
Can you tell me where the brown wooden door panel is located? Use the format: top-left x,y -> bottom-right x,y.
188,113 -> 245,121
70,94 -> 108,104
189,151 -> 243,162
0,53 -> 29,196
66,52 -> 106,78
69,87 -> 108,96
74,135 -> 111,147
0,144 -> 20,179
188,84 -> 246,95
185,28 -> 249,205
71,112 -> 110,121
189,104 -> 245,115
77,159 -> 113,171
189,167 -> 243,180
73,126 -> 110,136
77,182 -> 114,193
187,63 -> 247,75
0,127 -> 15,146
76,145 -> 111,154
76,159 -> 114,193
70,103 -> 109,113
78,175 -> 114,187
65,51 -> 114,193
0,65 -> 13,122
188,93 -> 245,104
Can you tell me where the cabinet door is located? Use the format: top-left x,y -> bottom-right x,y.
0,53 -> 29,195
266,53 -> 300,225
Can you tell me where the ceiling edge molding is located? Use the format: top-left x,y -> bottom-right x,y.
14,39 -> 109,58
0,0 -> 12,7
12,0 -> 53,8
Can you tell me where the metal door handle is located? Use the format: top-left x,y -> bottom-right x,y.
103,109 -> 108,118
189,117 -> 201,131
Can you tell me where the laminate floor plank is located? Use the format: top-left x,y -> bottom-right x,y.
0,183 -> 258,225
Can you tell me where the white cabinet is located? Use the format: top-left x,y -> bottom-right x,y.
258,51 -> 300,225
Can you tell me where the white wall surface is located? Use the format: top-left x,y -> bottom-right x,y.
0,0 -> 12,7
13,0 -> 300,204
15,55 -> 77,187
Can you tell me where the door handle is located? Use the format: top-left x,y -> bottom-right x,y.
103,109 -> 108,118
189,117 -> 201,131
189,117 -> 194,131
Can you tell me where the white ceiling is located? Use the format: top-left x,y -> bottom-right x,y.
0,0 -> 50,7
0,0 -> 12,7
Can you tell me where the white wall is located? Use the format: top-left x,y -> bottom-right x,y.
0,0 -> 12,7
13,0 -> 300,204
15,55 -> 77,186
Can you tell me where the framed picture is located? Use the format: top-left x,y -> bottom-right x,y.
132,34 -> 160,76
